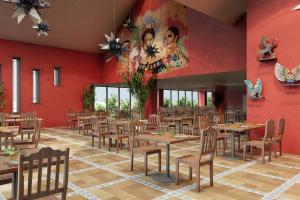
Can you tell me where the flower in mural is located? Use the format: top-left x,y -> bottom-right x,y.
3,0 -> 50,24
144,43 -> 159,58
99,32 -> 122,62
122,17 -> 137,33
32,21 -> 50,36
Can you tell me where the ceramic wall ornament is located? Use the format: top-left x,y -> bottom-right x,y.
258,36 -> 277,61
292,3 -> 300,11
99,32 -> 122,62
145,44 -> 159,58
32,21 -> 50,36
3,0 -> 50,24
275,63 -> 300,86
123,18 -> 137,33
244,79 -> 264,99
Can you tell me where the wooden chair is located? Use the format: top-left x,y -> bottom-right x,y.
17,147 -> 69,200
77,114 -> 92,135
182,114 -> 199,135
273,118 -> 285,158
0,112 -> 8,127
224,111 -> 235,124
129,120 -> 161,176
14,120 -> 42,150
175,127 -> 219,192
107,117 -> 129,153
20,112 -> 37,139
0,127 -> 14,186
66,109 -> 77,129
92,118 -> 109,148
243,119 -> 275,164
147,114 -> 159,130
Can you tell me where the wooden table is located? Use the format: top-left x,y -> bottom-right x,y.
136,133 -> 200,178
163,116 -> 194,133
214,123 -> 265,157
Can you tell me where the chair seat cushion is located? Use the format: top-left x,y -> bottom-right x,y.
176,154 -> 211,166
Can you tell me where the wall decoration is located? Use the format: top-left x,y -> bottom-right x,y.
3,0 -> 50,24
123,17 -> 137,33
275,63 -> 300,86
258,36 -> 277,61
116,0 -> 188,75
32,21 -> 50,36
244,79 -> 264,99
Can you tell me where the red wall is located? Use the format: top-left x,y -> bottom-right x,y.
247,0 -> 300,154
0,39 -> 102,127
102,0 -> 246,83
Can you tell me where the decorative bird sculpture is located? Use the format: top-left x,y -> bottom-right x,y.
275,63 -> 300,85
244,79 -> 263,99
258,36 -> 277,61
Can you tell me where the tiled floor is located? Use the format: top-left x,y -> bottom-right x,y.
1,127 -> 300,200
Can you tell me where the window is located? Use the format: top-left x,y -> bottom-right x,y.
207,92 -> 213,107
163,90 -> 171,108
192,91 -> 198,107
12,58 -> 20,113
107,87 -> 119,113
186,91 -> 192,107
120,88 -> 130,111
178,91 -> 185,106
54,67 -> 61,86
171,90 -> 178,107
32,69 -> 40,104
94,87 -> 106,111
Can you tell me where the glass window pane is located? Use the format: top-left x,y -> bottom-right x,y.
192,91 -> 198,107
54,67 -> 60,86
186,91 -> 192,107
107,87 -> 119,113
120,88 -> 130,111
12,58 -> 20,113
207,92 -> 213,107
178,91 -> 185,107
95,87 -> 106,111
131,94 -> 138,112
171,90 -> 178,107
32,69 -> 40,104
163,90 -> 171,108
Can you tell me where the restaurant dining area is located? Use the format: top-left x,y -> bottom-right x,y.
1,0 -> 300,199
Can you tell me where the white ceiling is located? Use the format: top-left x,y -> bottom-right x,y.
0,0 -> 136,53
174,0 -> 246,24
0,0 -> 246,53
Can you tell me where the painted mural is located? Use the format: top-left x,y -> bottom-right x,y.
117,0 -> 188,76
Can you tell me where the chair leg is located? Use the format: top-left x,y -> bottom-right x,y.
98,135 -> 101,149
251,145 -> 253,160
274,140 -> 277,158
243,144 -> 246,161
108,138 -> 112,151
196,165 -> 200,192
269,144 -> 272,162
237,135 -> 240,150
130,152 -> 134,171
116,139 -> 119,153
158,152 -> 161,172
189,166 -> 192,180
92,135 -> 94,147
262,146 -> 265,164
222,139 -> 225,155
210,161 -> 213,186
280,141 -> 282,156
103,135 -> 106,145
145,154 -> 148,176
176,160 -> 180,185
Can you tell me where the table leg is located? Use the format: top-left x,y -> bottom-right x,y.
166,144 -> 170,177
12,171 -> 17,199
231,132 -> 235,157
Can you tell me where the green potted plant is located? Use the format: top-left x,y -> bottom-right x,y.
82,84 -> 95,111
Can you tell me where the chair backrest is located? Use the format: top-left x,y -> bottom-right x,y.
263,119 -> 275,142
0,112 -> 8,127
276,118 -> 285,140
197,127 -> 219,162
21,112 -> 37,128
198,116 -> 210,130
224,111 -> 235,123
32,120 -> 42,148
148,114 -> 158,128
132,113 -> 140,120
17,147 -> 69,200
107,117 -> 117,133
129,120 -> 147,149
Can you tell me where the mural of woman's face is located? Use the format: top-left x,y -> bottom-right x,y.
143,33 -> 154,48
163,30 -> 178,49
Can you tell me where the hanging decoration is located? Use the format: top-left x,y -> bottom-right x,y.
99,32 -> 122,62
32,21 -> 50,36
145,44 -> 159,58
244,79 -> 264,99
275,63 -> 300,86
258,36 -> 277,61
3,0 -> 50,24
122,17 -> 137,33
292,3 -> 300,11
